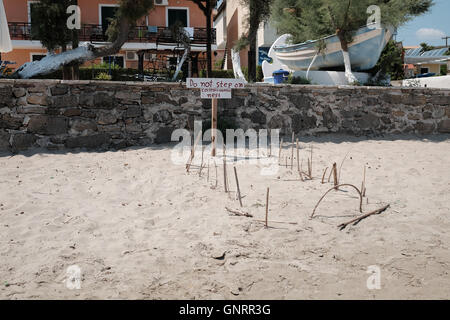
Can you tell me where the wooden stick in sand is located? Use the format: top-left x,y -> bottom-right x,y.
233,166 -> 243,207
269,130 -> 272,157
296,139 -> 300,171
278,138 -> 283,164
223,159 -> 228,193
226,207 -> 253,218
332,162 -> 338,189
291,132 -> 294,169
321,167 -> 328,184
265,187 -> 270,228
186,131 -> 202,173
361,165 -> 367,197
308,145 -> 313,178
338,204 -> 390,230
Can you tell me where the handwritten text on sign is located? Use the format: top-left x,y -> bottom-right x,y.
187,78 -> 246,99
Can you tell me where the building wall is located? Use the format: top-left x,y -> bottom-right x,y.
3,0 -> 210,71
1,79 -> 449,153
419,64 -> 441,75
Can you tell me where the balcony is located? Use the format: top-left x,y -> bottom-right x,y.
8,23 -> 216,46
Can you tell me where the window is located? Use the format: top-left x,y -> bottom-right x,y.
102,56 -> 125,68
167,9 -> 188,28
31,54 -> 46,62
100,5 -> 119,34
420,67 -> 429,74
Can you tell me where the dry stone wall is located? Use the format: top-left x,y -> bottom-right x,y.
0,79 -> 449,152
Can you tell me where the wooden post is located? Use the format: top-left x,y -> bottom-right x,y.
291,133 -> 294,168
234,166 -> 243,207
296,138 -> 300,172
333,163 -> 338,189
223,159 -> 228,193
265,187 -> 270,228
278,138 -> 283,165
211,98 -> 218,157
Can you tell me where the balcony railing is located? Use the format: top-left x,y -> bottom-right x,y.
8,23 -> 216,46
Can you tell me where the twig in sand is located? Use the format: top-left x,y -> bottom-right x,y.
311,184 -> 363,218
265,187 -> 270,228
321,167 -> 328,184
296,139 -> 300,172
291,132 -> 294,169
361,165 -> 367,197
226,207 -> 253,218
223,159 -> 228,193
278,138 -> 283,164
338,150 -> 351,182
338,204 -> 390,230
332,163 -> 338,189
254,219 -> 298,225
308,145 -> 313,179
234,166 -> 243,207
186,131 -> 202,173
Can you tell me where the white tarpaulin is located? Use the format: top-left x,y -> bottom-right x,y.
0,0 -> 12,53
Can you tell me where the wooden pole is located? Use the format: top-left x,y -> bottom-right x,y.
234,166 -> 243,207
265,187 -> 270,228
333,163 -> 338,189
361,165 -> 366,197
223,159 -> 228,193
291,132 -> 294,169
211,98 -> 218,157
278,138 -> 283,164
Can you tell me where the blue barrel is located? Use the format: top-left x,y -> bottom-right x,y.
272,69 -> 290,84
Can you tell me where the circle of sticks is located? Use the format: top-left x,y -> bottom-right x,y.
311,184 -> 363,218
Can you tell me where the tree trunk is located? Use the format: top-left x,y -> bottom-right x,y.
71,0 -> 80,80
61,46 -> 73,80
337,32 -> 358,84
231,49 -> 247,81
206,0 -> 212,77
16,17 -> 131,79
248,40 -> 257,83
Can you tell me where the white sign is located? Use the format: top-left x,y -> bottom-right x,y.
186,78 -> 246,99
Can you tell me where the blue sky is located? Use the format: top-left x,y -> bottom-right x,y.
396,0 -> 450,47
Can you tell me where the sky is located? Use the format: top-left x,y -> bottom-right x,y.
395,0 -> 450,47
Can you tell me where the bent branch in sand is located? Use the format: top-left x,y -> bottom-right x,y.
311,184 -> 363,218
338,204 -> 390,230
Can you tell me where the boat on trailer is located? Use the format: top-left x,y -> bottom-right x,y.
273,23 -> 394,72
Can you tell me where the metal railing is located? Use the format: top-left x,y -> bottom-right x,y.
8,23 -> 216,45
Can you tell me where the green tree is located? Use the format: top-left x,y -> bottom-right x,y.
271,0 -> 434,83
370,40 -> 405,80
419,42 -> 435,53
17,0 -> 154,79
31,0 -> 79,79
235,0 -> 273,82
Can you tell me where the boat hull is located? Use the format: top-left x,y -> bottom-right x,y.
274,25 -> 393,72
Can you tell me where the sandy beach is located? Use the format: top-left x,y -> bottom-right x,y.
0,134 -> 449,300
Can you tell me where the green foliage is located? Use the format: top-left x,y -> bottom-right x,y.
106,0 -> 154,42
419,42 -> 435,53
271,0 -> 434,45
441,64 -> 448,76
94,72 -> 112,81
369,40 -> 405,80
287,74 -> 311,84
199,69 -> 235,78
30,0 -> 74,51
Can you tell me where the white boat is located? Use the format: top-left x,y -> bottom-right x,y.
273,23 -> 394,72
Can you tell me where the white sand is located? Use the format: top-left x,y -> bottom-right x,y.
0,135 -> 449,299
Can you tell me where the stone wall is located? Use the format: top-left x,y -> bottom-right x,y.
0,79 -> 449,152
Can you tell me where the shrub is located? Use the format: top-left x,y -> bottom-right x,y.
287,74 -> 311,84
